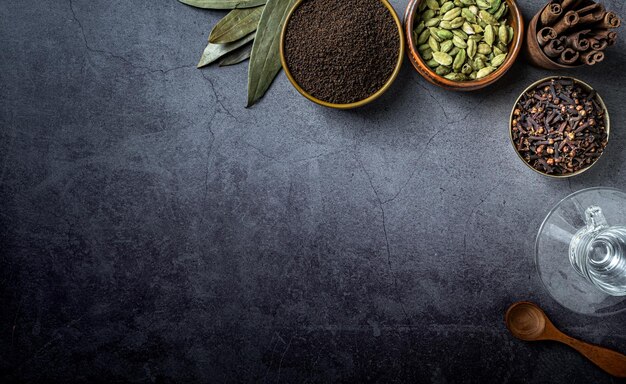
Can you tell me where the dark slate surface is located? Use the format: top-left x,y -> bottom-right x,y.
1,0 -> 626,383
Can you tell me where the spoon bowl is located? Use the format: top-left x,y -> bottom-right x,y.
505,302 -> 547,341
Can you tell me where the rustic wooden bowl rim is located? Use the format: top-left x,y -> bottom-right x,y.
404,0 -> 524,91
509,76 -> 611,179
279,0 -> 405,110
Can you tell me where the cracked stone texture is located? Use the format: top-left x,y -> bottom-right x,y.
1,0 -> 626,383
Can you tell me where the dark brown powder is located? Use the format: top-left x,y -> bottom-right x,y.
283,0 -> 400,105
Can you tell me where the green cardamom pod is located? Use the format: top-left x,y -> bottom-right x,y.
462,22 -> 475,35
429,35 -> 441,52
472,23 -> 484,33
467,38 -> 477,58
479,10 -> 498,25
461,62 -> 473,75
415,21 -> 426,35
418,43 -> 430,52
429,27 -> 443,42
469,34 -> 483,41
422,49 -> 434,60
440,40 -> 454,53
461,8 -> 477,22
442,7 -> 462,21
452,35 -> 468,48
426,0 -> 440,10
444,72 -> 467,81
484,25 -> 495,46
452,29 -> 468,39
450,17 -> 465,28
453,48 -> 466,70
488,0 -> 501,14
460,0 -> 476,6
433,51 -> 454,66
418,28 -> 431,44
493,3 -> 507,21
493,46 -> 503,55
439,20 -> 453,29
476,0 -> 490,10
469,5 -> 479,15
473,57 -> 485,69
498,24 -> 508,44
440,1 -> 455,14
448,46 -> 460,56
477,42 -> 492,54
436,29 -> 454,40
476,66 -> 495,79
497,41 -> 508,53
422,9 -> 436,21
436,65 -> 452,76
491,53 -> 507,67
507,26 -> 514,44
425,17 -> 442,27
427,58 -> 439,68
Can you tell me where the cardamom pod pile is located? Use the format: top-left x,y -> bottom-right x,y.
412,0 -> 514,82
178,0 -> 296,107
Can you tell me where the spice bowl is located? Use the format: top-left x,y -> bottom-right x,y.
510,76 -> 610,178
279,0 -> 404,109
404,0 -> 524,91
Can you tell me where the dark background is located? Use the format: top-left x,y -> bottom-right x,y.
1,0 -> 626,382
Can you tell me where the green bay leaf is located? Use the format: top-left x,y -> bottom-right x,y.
246,0 -> 297,107
209,6 -> 264,44
197,32 -> 255,68
219,43 -> 253,66
178,0 -> 265,9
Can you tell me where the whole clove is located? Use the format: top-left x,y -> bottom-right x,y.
512,78 -> 608,176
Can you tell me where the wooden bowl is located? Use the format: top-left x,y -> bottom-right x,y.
509,76 -> 610,178
524,4 -> 582,69
279,0 -> 404,109
404,0 -> 524,91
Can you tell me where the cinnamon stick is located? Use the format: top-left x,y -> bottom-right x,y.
576,3 -> 606,26
565,29 -> 591,52
594,29 -> 618,45
541,2 -> 563,26
560,0 -> 584,12
544,39 -> 565,58
537,27 -> 558,47
589,38 -> 608,51
581,50 -> 605,65
553,11 -> 579,35
595,11 -> 621,29
558,48 -> 580,65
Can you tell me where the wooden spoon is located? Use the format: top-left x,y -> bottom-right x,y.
505,301 -> 626,378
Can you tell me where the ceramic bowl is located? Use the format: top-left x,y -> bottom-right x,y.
509,76 -> 610,178
279,0 -> 404,109
404,0 -> 524,91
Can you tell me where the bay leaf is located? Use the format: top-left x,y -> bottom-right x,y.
219,43 -> 253,66
209,6 -> 264,44
197,32 -> 255,68
178,0 -> 265,9
246,0 -> 297,107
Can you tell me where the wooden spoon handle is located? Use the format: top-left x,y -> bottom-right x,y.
557,334 -> 626,377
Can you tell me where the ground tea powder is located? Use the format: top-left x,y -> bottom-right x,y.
283,0 -> 400,105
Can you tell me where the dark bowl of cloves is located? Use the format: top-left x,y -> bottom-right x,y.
510,76 -> 610,178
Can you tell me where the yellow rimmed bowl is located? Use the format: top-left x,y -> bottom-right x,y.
509,76 -> 610,178
279,0 -> 405,109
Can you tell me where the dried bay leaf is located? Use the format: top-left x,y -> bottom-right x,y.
246,0 -> 297,107
209,6 -> 264,44
197,32 -> 255,68
219,43 -> 253,66
178,0 -> 265,9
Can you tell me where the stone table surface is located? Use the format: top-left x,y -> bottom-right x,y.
2,0 -> 626,383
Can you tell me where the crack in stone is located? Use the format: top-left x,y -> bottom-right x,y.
68,0 -> 194,75
200,71 -> 237,121
356,154 -> 410,325
413,78 -> 451,122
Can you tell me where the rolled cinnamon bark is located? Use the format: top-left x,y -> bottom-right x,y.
537,27 -> 558,47
561,0 -> 583,12
544,39 -> 565,58
558,48 -> 580,65
594,29 -> 618,46
581,50 -> 605,65
565,29 -> 591,52
576,3 -> 606,26
541,2 -> 563,26
553,11 -> 579,35
595,11 -> 621,29
588,38 -> 609,51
